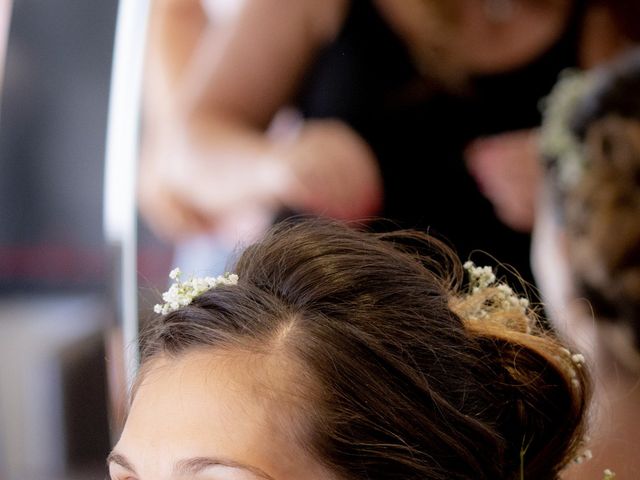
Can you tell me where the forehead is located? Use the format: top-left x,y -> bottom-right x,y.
116,349 -> 321,478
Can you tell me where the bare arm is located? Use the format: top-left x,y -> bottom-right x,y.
140,0 -> 382,240
181,0 -> 347,127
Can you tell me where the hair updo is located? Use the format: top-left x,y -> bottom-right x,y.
140,218 -> 589,480
544,49 -> 640,361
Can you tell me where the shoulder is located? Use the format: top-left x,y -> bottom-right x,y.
239,0 -> 350,46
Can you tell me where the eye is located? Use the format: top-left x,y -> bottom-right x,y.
108,465 -> 139,480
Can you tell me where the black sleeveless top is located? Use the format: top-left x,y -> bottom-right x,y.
292,0 -> 586,284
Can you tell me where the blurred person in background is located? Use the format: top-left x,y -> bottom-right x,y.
139,0 -> 639,284
532,49 -> 640,479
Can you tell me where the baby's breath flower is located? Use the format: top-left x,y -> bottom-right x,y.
539,69 -> 594,190
603,469 -> 616,479
554,346 -> 587,389
463,261 -> 530,323
571,353 -> 586,366
573,448 -> 593,464
169,267 -> 181,280
154,269 -> 239,315
464,261 -> 497,290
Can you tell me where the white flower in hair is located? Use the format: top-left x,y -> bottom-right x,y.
463,261 -> 529,318
573,448 -> 593,465
154,268 -> 239,315
464,261 -> 496,292
539,68 -> 595,190
558,346 -> 588,389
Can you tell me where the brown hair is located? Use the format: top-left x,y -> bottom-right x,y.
548,48 -> 640,357
139,218 -> 589,480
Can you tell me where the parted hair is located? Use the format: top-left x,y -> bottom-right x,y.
139,218 -> 590,480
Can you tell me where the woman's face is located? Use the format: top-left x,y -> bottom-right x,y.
376,0 -> 573,76
108,350 -> 334,480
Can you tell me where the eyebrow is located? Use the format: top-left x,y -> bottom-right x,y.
175,456 -> 276,479
107,451 -> 275,480
107,451 -> 137,474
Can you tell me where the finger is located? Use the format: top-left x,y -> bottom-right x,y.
139,189 -> 214,242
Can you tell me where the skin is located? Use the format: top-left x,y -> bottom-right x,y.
376,0 -> 574,76
109,349 -> 336,480
464,3 -> 634,233
141,0 -> 580,240
465,129 -> 542,233
141,0 -> 382,241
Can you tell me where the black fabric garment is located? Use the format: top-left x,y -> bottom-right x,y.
292,0 -> 586,286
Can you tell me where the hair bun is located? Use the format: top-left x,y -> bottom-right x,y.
451,262 -> 591,479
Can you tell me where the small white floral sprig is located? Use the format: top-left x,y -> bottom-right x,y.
463,261 -> 530,321
603,469 -> 616,479
557,345 -> 587,390
154,268 -> 239,315
573,446 -> 593,465
539,68 -> 595,190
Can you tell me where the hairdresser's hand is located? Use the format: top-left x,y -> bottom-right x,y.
465,129 -> 542,233
138,130 -> 214,241
138,123 -> 287,242
277,119 -> 384,220
138,117 -> 383,241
